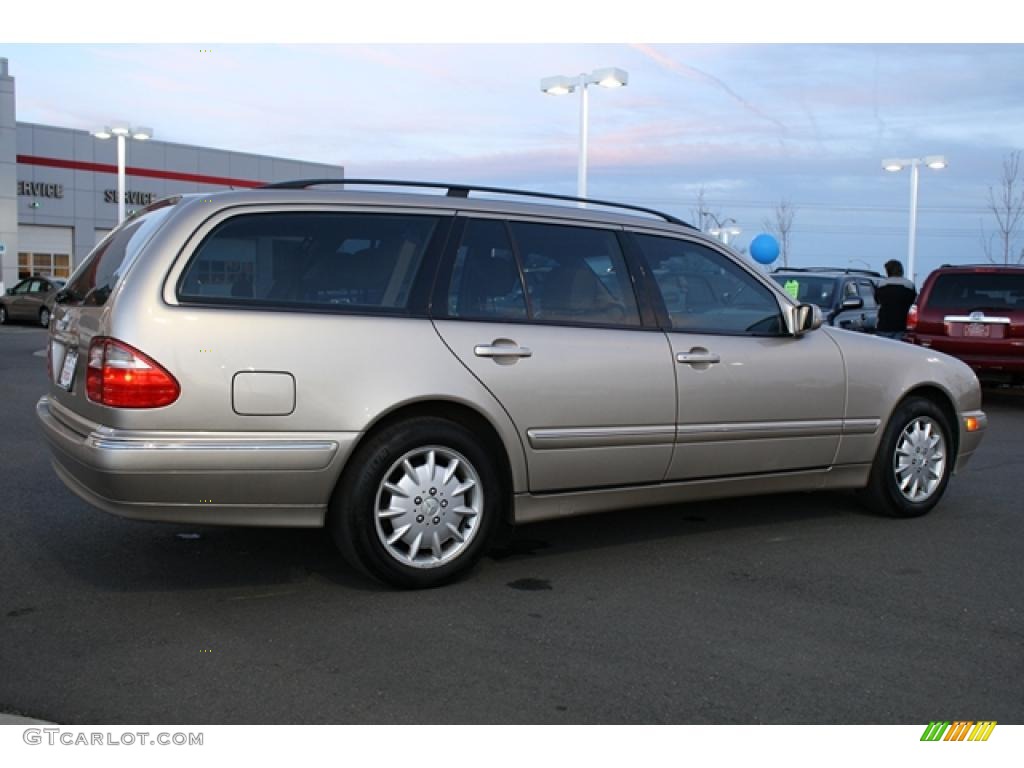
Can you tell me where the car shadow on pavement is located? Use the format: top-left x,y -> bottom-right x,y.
35,511 -> 388,594
490,490 -> 862,564
982,384 -> 1024,408
32,490 -> 860,594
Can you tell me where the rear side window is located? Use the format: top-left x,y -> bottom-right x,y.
507,222 -> 641,327
64,207 -> 173,306
448,219 -> 527,320
926,273 -> 1024,311
178,213 -> 438,312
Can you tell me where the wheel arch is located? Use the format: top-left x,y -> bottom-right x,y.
333,397 -> 523,523
893,384 -> 960,459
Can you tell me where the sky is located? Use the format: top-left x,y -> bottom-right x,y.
4,37 -> 1024,282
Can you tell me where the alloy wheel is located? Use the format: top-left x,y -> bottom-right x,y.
892,416 -> 947,503
373,445 -> 484,569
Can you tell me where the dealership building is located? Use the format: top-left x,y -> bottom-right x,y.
0,57 -> 345,292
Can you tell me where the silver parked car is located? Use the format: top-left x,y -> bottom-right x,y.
0,276 -> 66,327
37,181 -> 987,588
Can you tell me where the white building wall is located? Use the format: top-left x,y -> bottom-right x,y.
0,59 -> 18,293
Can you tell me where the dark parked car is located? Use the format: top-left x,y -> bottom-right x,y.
769,268 -> 882,332
905,264 -> 1024,384
0,276 -> 66,327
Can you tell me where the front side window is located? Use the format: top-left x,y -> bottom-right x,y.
179,213 -> 439,312
857,280 -> 877,307
507,222 -> 641,327
635,234 -> 783,335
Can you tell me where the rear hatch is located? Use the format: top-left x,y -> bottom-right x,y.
46,200 -> 179,429
914,268 -> 1024,360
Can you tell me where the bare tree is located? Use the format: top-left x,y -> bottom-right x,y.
763,199 -> 797,267
690,186 -> 720,233
984,150 -> 1024,264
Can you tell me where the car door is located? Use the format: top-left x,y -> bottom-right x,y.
11,279 -> 42,320
832,278 -> 866,330
431,216 -> 677,492
857,278 -> 879,331
629,231 -> 847,480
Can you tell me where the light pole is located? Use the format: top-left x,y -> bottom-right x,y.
881,155 -> 946,283
705,213 -> 741,245
540,67 -> 628,199
93,121 -> 153,225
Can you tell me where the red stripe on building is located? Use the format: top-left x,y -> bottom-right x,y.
16,154 -> 265,188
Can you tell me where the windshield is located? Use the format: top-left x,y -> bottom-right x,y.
771,275 -> 836,308
927,273 -> 1024,311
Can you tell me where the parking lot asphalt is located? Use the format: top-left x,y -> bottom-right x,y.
1,325 -> 1022,724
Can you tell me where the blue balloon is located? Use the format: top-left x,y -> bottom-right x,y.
749,233 -> 780,265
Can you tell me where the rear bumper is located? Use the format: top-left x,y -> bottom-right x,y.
906,334 -> 1024,376
36,396 -> 359,526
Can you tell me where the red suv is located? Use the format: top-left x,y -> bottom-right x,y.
905,264 -> 1024,383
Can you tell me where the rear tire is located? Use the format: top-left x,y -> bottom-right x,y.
329,417 -> 503,588
39,307 -> 51,328
861,396 -> 953,518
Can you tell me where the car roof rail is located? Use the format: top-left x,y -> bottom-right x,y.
772,266 -> 881,277
258,178 -> 695,229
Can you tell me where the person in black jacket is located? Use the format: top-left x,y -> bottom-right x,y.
874,259 -> 917,339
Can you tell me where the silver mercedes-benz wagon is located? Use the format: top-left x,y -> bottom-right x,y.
37,180 -> 987,587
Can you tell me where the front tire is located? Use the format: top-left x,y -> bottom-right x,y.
862,396 -> 953,518
329,417 -> 503,588
39,307 -> 51,328
0,305 -> 7,325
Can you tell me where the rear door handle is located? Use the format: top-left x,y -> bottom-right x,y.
676,352 -> 720,365
474,343 -> 533,359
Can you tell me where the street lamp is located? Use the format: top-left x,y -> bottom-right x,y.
93,121 -> 153,225
881,154 -> 946,283
541,67 -> 628,199
705,213 -> 742,245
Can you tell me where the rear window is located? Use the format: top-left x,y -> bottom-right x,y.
63,207 -> 174,306
926,273 -> 1024,311
178,212 -> 439,312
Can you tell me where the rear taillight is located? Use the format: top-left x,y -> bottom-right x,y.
86,338 -> 180,408
906,303 -> 918,331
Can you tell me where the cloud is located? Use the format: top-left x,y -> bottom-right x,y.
630,43 -> 789,136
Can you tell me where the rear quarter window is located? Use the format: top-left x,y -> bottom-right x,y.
63,207 -> 174,306
177,212 -> 439,313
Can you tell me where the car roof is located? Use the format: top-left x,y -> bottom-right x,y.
165,185 -> 720,243
771,268 -> 880,279
933,263 -> 1024,272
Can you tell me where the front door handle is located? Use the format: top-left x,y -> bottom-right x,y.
676,351 -> 720,365
474,340 -> 533,359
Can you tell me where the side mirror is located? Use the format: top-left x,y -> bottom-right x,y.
841,296 -> 864,310
786,302 -> 823,336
